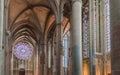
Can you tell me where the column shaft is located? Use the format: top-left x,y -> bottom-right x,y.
89,0 -> 97,75
71,1 -> 82,75
56,23 -> 62,75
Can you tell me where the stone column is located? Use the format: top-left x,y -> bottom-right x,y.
56,23 -> 63,75
41,37 -> 45,75
35,43 -> 39,75
71,0 -> 82,75
48,41 -> 52,75
89,0 -> 96,75
0,0 -> 4,75
110,0 -> 120,75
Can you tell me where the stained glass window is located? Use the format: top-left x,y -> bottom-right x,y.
104,0 -> 111,74
82,2 -> 89,58
13,42 -> 33,60
105,0 -> 111,53
63,32 -> 70,68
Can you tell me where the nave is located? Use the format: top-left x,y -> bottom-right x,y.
0,0 -> 119,75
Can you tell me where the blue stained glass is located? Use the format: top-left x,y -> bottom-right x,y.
105,0 -> 111,52
83,3 -> 89,58
13,42 -> 33,60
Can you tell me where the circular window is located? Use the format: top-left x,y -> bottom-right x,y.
13,42 -> 33,60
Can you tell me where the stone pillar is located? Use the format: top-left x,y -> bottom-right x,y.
34,43 -> 39,75
71,0 -> 82,75
48,41 -> 52,75
40,39 -> 45,75
89,0 -> 96,75
0,0 -> 4,75
110,0 -> 120,75
56,23 -> 63,75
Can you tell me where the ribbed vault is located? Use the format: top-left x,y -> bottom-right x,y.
8,0 -> 72,48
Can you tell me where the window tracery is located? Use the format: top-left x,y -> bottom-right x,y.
13,41 -> 33,60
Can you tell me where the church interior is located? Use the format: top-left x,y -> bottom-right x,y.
0,0 -> 119,75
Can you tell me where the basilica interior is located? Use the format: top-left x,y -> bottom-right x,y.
0,0 -> 119,75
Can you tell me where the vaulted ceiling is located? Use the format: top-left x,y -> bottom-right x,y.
8,0 -> 87,44
8,0 -> 57,43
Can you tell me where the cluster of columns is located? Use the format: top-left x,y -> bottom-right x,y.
45,0 -> 83,75
49,0 -> 114,75
46,0 -> 83,75
45,0 -> 82,75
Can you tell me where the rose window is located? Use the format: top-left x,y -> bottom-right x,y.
13,42 -> 33,60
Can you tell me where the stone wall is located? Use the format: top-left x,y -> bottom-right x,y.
110,0 -> 120,75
